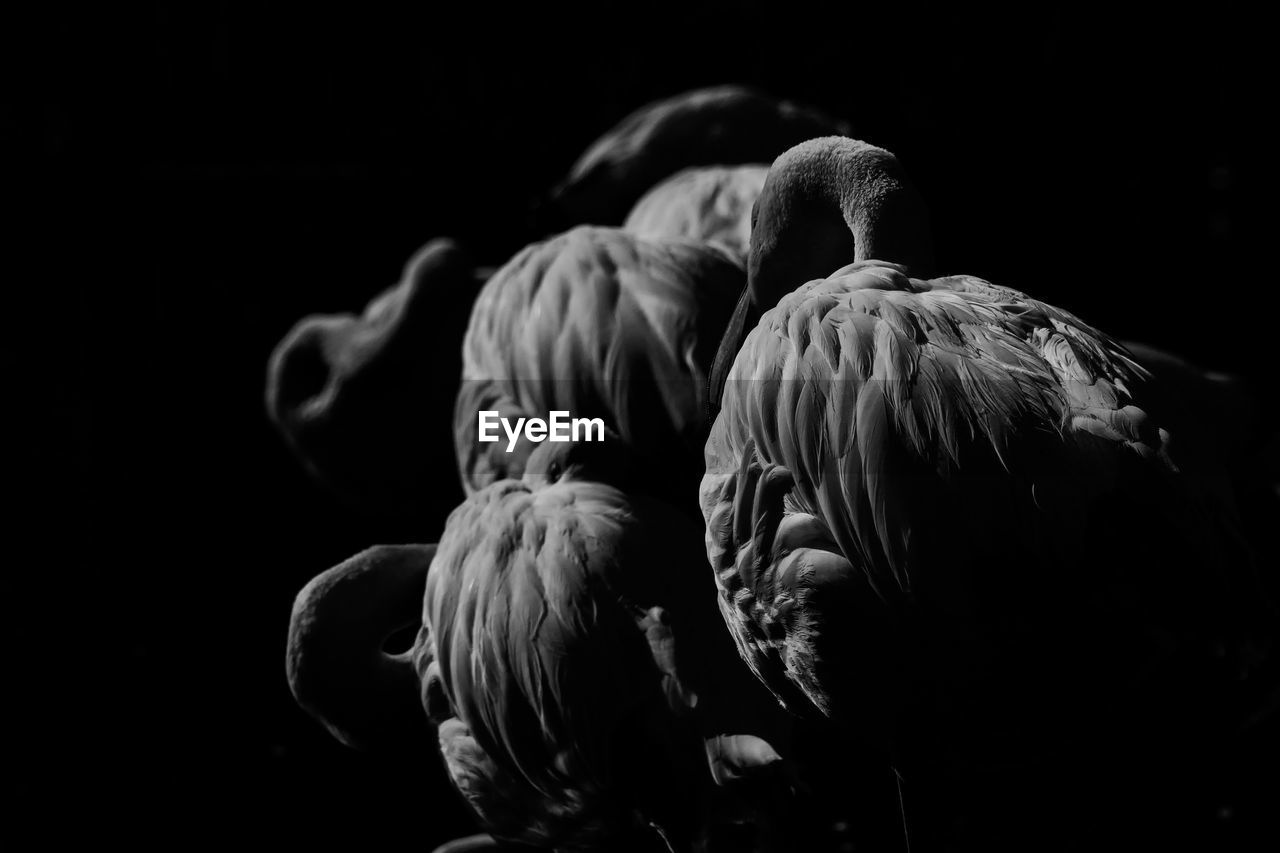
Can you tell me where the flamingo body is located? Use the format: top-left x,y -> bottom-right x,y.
454,226 -> 743,496
418,440 -> 785,850
701,260 -> 1269,798
624,165 -> 768,264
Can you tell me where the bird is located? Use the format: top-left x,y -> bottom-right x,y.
453,225 -> 744,504
268,87 -> 844,517
702,133 -> 1266,506
541,85 -> 849,231
287,437 -> 796,852
284,139 -> 833,847
706,137 -> 935,420
424,437 -> 785,850
455,91 -> 851,499
623,165 -> 769,265
699,136 -> 1275,848
286,542 -> 437,754
267,238 -> 491,518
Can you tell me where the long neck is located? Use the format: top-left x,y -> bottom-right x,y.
707,138 -> 934,424
749,138 -> 935,310
286,544 -> 435,753
829,138 -> 935,275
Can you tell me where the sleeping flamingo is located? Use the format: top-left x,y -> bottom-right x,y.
455,91 -> 852,497
289,437 -> 798,852
269,86 -> 841,516
285,156 -> 842,850
699,140 -> 1266,469
287,543 -> 437,753
266,238 -> 489,516
267,195 -> 753,515
700,136 -> 1275,847
543,85 -> 849,231
452,224 -> 744,502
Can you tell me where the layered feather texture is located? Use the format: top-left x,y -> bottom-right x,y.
418,440 -> 786,850
701,261 -> 1269,745
624,165 -> 768,264
454,226 -> 743,495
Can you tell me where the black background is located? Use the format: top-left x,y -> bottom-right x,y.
27,2 -> 1276,848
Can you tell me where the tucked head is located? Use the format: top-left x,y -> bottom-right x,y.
746,137 -> 935,313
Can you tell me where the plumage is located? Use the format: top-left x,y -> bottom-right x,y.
284,444 -> 795,852
706,262 -> 1237,678
623,165 -> 769,264
266,92 -> 842,517
708,138 -> 935,426
284,108 -> 821,850
418,439 -> 790,851
433,142 -> 834,848
454,226 -> 743,498
700,136 -> 1275,846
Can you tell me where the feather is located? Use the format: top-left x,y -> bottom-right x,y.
456,227 -> 743,498
702,259 -> 1268,733
423,448 -> 785,849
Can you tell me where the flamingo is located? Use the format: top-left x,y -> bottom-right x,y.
268,87 -> 839,515
289,437 -> 797,852
286,155 -> 824,849
266,238 -> 490,515
453,225 -> 744,502
287,543 -> 437,753
454,95 -> 848,497
543,85 -> 849,230
280,115 -> 828,847
456,160 -> 785,498
700,136 -> 1275,847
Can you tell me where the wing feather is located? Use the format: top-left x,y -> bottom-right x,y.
457,227 -> 742,494
701,260 -> 1268,727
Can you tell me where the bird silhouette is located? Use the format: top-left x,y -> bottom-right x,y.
541,85 -> 849,231
286,543 -> 436,753
280,100 -> 847,849
266,238 -> 489,517
700,136 -> 1275,849
268,87 -> 841,517
288,437 -> 797,852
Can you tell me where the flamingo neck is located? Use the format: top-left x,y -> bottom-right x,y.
834,144 -> 935,276
749,137 -> 935,311
708,138 -> 934,424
